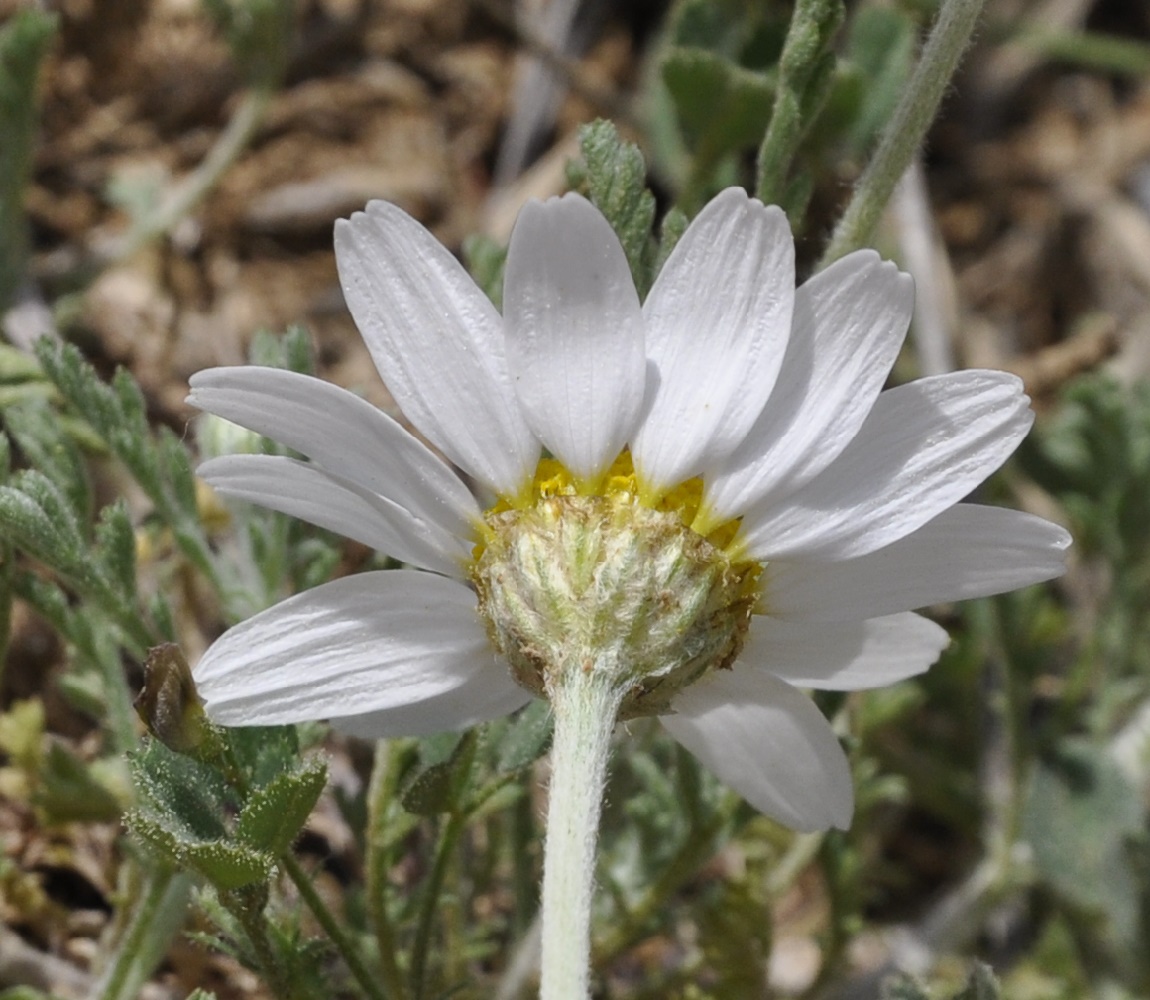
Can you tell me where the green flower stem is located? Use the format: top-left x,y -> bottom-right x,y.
409,810 -> 468,1000
0,9 -> 57,314
94,863 -> 191,1000
539,669 -> 626,1000
0,539 -> 11,693
108,83 -> 274,264
818,0 -> 990,268
764,831 -> 825,897
280,853 -> 389,1000
365,740 -> 410,1000
223,886 -> 305,1000
755,0 -> 843,208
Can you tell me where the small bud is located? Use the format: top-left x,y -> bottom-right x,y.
135,643 -> 211,754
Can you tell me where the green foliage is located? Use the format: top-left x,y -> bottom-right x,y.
235,757 -> 327,856
247,324 -> 314,374
36,740 -> 126,823
0,697 -> 125,824
32,339 -> 219,588
1023,740 -> 1147,966
883,964 -> 1002,1000
463,233 -> 507,309
566,121 -> 659,296
832,7 -> 917,157
1021,376 -> 1150,571
200,0 -> 295,86
128,732 -> 327,891
402,732 -> 479,816
566,121 -> 694,298
695,876 -> 772,996
494,699 -> 553,774
755,0 -> 844,207
0,9 -> 57,314
1021,377 -> 1150,731
0,0 -> 1138,993
653,0 -> 782,210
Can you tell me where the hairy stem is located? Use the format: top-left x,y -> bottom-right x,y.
818,0 -> 989,267
365,740 -> 411,1000
539,670 -> 624,1000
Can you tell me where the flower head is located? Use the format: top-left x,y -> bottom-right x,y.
188,188 -> 1069,832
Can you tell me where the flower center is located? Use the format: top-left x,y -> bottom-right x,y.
469,452 -> 760,719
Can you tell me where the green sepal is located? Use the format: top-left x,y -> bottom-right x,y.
235,756 -> 327,855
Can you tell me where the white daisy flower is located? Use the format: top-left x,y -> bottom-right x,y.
188,188 -> 1069,833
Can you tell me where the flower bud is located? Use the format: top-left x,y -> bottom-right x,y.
134,643 -> 212,754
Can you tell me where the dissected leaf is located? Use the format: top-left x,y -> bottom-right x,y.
570,120 -> 657,295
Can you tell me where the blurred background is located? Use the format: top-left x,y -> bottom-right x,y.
1,0 -> 1149,997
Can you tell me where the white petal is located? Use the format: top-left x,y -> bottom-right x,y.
503,194 -> 646,484
743,612 -> 950,690
661,669 -> 852,831
739,371 -> 1034,562
200,455 -> 469,576
188,366 -> 481,540
195,571 -> 493,726
335,201 -> 540,496
633,189 -> 795,495
704,252 -> 912,523
765,504 -> 1072,622
333,672 -> 532,739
